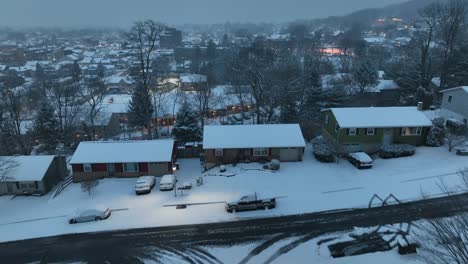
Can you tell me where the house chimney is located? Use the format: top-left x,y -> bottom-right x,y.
417,102 -> 423,111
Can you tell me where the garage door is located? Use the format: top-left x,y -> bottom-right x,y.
279,148 -> 299,161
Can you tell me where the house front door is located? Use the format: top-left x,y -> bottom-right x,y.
383,128 -> 394,145
107,164 -> 115,176
6,183 -> 14,193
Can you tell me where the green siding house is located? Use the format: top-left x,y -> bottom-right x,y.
322,106 -> 433,153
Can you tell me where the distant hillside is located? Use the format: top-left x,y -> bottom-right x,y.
317,0 -> 449,27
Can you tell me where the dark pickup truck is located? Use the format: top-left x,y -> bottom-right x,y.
225,192 -> 276,213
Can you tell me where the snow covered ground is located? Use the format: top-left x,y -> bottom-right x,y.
0,145 -> 467,243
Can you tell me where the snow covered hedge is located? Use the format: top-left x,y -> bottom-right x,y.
380,144 -> 416,159
311,136 -> 335,163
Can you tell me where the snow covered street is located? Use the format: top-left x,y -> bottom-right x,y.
0,144 -> 467,243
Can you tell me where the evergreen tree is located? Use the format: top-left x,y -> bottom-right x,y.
191,45 -> 201,73
128,84 -> 154,134
172,102 -> 201,144
34,63 -> 45,82
426,117 -> 446,147
0,112 -> 16,155
33,101 -> 60,153
206,39 -> 217,61
96,62 -> 105,79
71,61 -> 82,83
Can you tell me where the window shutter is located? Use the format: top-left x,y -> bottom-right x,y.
356,129 -> 359,136
347,129 -> 350,135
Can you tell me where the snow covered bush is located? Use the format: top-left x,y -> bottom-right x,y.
425,117 -> 446,147
311,136 -> 335,163
380,144 -> 416,159
269,159 -> 280,170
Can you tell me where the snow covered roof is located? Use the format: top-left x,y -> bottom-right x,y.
0,156 -> 55,182
203,124 -> 305,149
70,140 -> 174,164
329,107 -> 433,128
180,74 -> 207,83
440,86 -> 468,94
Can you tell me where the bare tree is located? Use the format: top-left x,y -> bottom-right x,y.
0,157 -> 18,182
127,20 -> 165,91
446,122 -> 467,152
416,2 -> 443,89
416,168 -> 468,264
127,20 -> 165,137
79,76 -> 107,139
1,89 -> 30,153
81,179 -> 99,196
189,75 -> 214,129
438,0 -> 468,89
45,78 -> 84,145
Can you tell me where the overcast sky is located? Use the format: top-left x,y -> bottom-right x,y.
2,0 -> 408,28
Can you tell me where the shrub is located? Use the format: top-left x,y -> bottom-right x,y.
380,144 -> 416,159
269,159 -> 280,170
426,117 -> 446,147
312,136 -> 335,163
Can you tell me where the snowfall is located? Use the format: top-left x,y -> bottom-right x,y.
0,144 -> 467,263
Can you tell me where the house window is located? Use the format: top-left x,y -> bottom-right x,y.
448,95 -> 453,103
253,148 -> 269,156
348,128 -> 357,136
366,128 -> 375,136
28,183 -> 36,189
401,127 -> 422,136
215,149 -> 223,157
123,163 -> 138,172
20,183 -> 28,189
335,123 -> 340,133
325,114 -> 329,124
83,163 -> 92,173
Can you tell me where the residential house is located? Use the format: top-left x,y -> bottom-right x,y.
0,156 -> 67,195
322,106 -> 433,153
203,124 -> 306,170
70,140 -> 176,182
180,74 -> 207,91
440,86 -> 468,126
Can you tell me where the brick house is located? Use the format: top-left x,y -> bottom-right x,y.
322,106 -> 433,153
70,140 -> 176,182
203,124 -> 306,170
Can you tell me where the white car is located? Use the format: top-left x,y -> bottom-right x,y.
134,176 -> 156,195
348,152 -> 373,169
69,206 -> 111,224
159,174 -> 176,191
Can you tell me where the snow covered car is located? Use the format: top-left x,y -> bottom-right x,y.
456,142 -> 468,156
69,206 -> 111,224
348,152 -> 373,169
225,192 -> 276,213
134,176 -> 156,195
159,174 -> 176,191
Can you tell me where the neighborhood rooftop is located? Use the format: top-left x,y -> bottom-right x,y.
69,140 -> 174,164
440,86 -> 468,93
203,124 -> 306,149
0,156 -> 55,182
329,107 -> 433,129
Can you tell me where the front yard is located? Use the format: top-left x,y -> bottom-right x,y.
0,144 -> 467,243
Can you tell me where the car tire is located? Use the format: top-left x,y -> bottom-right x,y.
230,206 -> 238,213
263,203 -> 271,210
69,219 -> 77,224
95,216 -> 102,221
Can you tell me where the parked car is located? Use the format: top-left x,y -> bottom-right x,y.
225,192 -> 276,213
159,174 -> 176,191
69,206 -> 111,224
348,152 -> 373,169
456,142 -> 468,156
134,176 -> 156,195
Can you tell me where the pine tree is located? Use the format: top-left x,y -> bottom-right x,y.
96,62 -> 105,79
128,84 -> 154,133
426,117 -> 446,147
206,39 -> 217,61
71,61 -> 82,83
172,102 -> 201,144
33,101 -> 60,153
